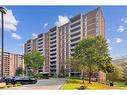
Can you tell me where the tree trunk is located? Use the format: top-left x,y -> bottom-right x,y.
37,69 -> 39,74
82,71 -> 85,84
88,71 -> 92,84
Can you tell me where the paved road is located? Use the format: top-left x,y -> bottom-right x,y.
6,78 -> 67,90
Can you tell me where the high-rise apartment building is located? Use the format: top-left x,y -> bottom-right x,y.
24,8 -> 105,76
24,38 -> 37,53
0,49 -> 24,76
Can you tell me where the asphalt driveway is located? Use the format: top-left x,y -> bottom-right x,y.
6,78 -> 67,90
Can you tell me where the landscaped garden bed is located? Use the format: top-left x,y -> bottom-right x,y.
62,78 -> 127,90
0,82 -> 22,89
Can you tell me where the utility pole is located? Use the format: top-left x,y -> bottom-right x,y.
0,7 -> 7,77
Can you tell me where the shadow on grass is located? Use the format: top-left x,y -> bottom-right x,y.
69,80 -> 81,83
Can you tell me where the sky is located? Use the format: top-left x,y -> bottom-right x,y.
0,6 -> 127,59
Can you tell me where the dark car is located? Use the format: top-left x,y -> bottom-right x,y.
12,76 -> 37,85
0,77 -> 5,82
2,76 -> 37,85
2,76 -> 14,85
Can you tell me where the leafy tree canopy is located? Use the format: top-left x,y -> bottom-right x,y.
69,36 -> 114,83
24,51 -> 45,75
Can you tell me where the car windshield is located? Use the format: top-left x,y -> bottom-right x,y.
23,76 -> 29,78
5,76 -> 14,79
14,76 -> 22,80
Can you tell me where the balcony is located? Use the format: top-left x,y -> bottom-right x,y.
70,24 -> 81,31
70,21 -> 81,28
70,31 -> 81,38
71,26 -> 81,33
50,36 -> 56,40
70,36 -> 81,42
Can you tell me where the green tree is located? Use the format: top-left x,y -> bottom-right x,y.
70,36 -> 114,84
15,67 -> 24,76
24,51 -> 45,76
117,62 -> 127,81
60,65 -> 65,77
69,56 -> 88,83
107,64 -> 124,81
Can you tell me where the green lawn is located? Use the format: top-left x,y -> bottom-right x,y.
62,78 -> 127,90
114,81 -> 127,87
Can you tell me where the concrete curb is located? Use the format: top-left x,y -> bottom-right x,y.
0,82 -> 6,88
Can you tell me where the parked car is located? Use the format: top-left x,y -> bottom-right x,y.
2,76 -> 14,84
2,76 -> 37,85
0,77 -> 4,82
14,76 -> 37,85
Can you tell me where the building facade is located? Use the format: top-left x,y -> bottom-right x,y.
0,49 -> 24,76
24,8 -> 105,77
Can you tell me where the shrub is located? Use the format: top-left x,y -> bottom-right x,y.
34,73 -> 43,79
78,85 -> 87,90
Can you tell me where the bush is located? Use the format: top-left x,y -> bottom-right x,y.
58,74 -> 65,78
106,65 -> 124,81
34,73 -> 43,79
6,83 -> 13,88
78,85 -> 87,90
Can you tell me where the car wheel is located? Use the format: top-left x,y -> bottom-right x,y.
6,82 -> 9,85
32,81 -> 36,84
11,80 -> 16,85
20,82 -> 24,85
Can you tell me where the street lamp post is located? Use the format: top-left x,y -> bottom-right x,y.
0,7 -> 7,77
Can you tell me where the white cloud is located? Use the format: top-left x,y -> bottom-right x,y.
32,33 -> 37,39
0,8 -> 21,40
115,38 -> 123,43
69,15 -> 73,19
0,9 -> 18,32
117,25 -> 125,32
43,23 -> 48,28
107,39 -> 111,44
55,16 -> 69,27
121,18 -> 127,24
11,32 -> 21,40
